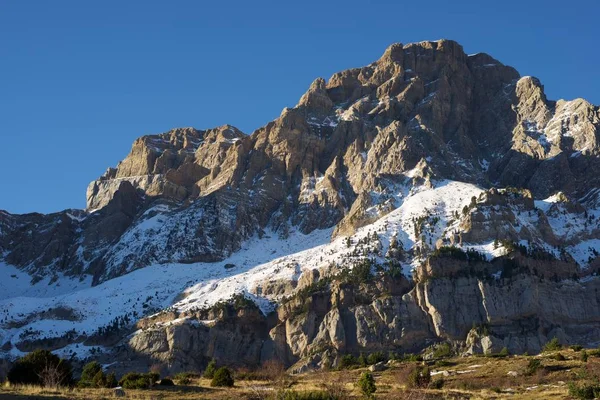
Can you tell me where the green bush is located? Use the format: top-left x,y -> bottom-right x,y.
571,345 -> 584,352
204,359 -> 217,379
357,371 -> 376,398
568,382 -> 600,399
432,342 -> 452,358
92,370 -> 107,388
174,371 -> 200,384
543,337 -> 562,352
339,354 -> 357,369
581,350 -> 589,362
407,366 -> 431,388
430,378 -> 444,389
78,361 -> 102,388
7,349 -> 73,387
275,390 -> 331,400
211,367 -> 234,387
498,347 -> 509,357
525,359 -> 542,375
366,352 -> 385,365
105,372 -> 117,388
402,353 -> 423,362
118,372 -> 158,389
553,353 -> 566,361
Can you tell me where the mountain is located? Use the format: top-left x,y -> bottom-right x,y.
1,39 -> 600,375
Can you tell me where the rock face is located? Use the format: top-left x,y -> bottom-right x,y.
2,39 -> 600,372
2,39 -> 599,282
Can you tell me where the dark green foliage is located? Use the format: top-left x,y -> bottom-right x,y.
553,353 -> 566,361
7,349 -> 73,386
158,378 -> 174,386
568,382 -> 600,399
210,294 -> 259,315
118,372 -> 159,389
581,350 -> 589,362
357,371 -> 376,398
571,345 -> 584,352
357,353 -> 367,367
203,359 -> 217,379
384,260 -> 403,279
430,246 -> 486,263
338,259 -> 374,285
77,361 -> 111,388
486,347 -> 510,358
366,351 -> 386,365
432,342 -> 452,359
525,359 -> 542,375
339,354 -> 358,369
401,353 -> 423,362
432,246 -> 468,261
105,372 -> 118,388
92,370 -> 106,388
407,366 -> 431,388
434,360 -> 454,368
275,390 -> 332,400
78,361 -> 102,388
543,337 -> 562,352
211,367 -> 234,387
174,371 -> 200,384
430,378 -> 444,389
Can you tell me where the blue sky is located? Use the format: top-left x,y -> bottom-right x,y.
1,0 -> 598,214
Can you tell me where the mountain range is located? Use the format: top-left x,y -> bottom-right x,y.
1,39 -> 600,375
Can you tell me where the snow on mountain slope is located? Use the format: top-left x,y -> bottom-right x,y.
0,178 -> 485,359
3,177 -> 598,360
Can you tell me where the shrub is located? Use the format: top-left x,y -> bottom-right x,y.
571,345 -> 584,352
105,372 -> 118,388
581,350 -> 589,362
553,353 -> 566,361
275,390 -> 331,400
434,360 -> 453,368
92,370 -> 107,388
407,366 -> 431,388
357,372 -> 376,398
321,380 -> 350,400
568,382 -> 600,399
430,378 -> 444,389
357,353 -> 367,367
339,354 -> 358,369
543,337 -> 562,352
211,367 -> 234,387
525,359 -> 542,375
432,342 -> 452,359
118,372 -> 158,389
366,352 -> 385,365
7,349 -> 72,387
204,359 -> 217,379
158,378 -> 174,386
498,347 -> 509,357
174,371 -> 199,384
402,353 -> 423,362
78,361 -> 102,388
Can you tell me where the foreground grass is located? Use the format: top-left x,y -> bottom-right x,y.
2,350 -> 598,399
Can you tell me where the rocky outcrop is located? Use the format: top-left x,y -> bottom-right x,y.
121,251 -> 600,371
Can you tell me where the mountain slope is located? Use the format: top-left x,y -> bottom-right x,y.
1,39 -> 600,374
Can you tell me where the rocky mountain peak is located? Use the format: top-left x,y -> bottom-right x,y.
2,38 -> 600,375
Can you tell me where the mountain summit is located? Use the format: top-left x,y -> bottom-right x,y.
1,39 -> 600,374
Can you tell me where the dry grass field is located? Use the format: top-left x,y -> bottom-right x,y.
1,350 -> 598,399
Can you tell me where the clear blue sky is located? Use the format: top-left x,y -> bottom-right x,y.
1,0 -> 598,214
